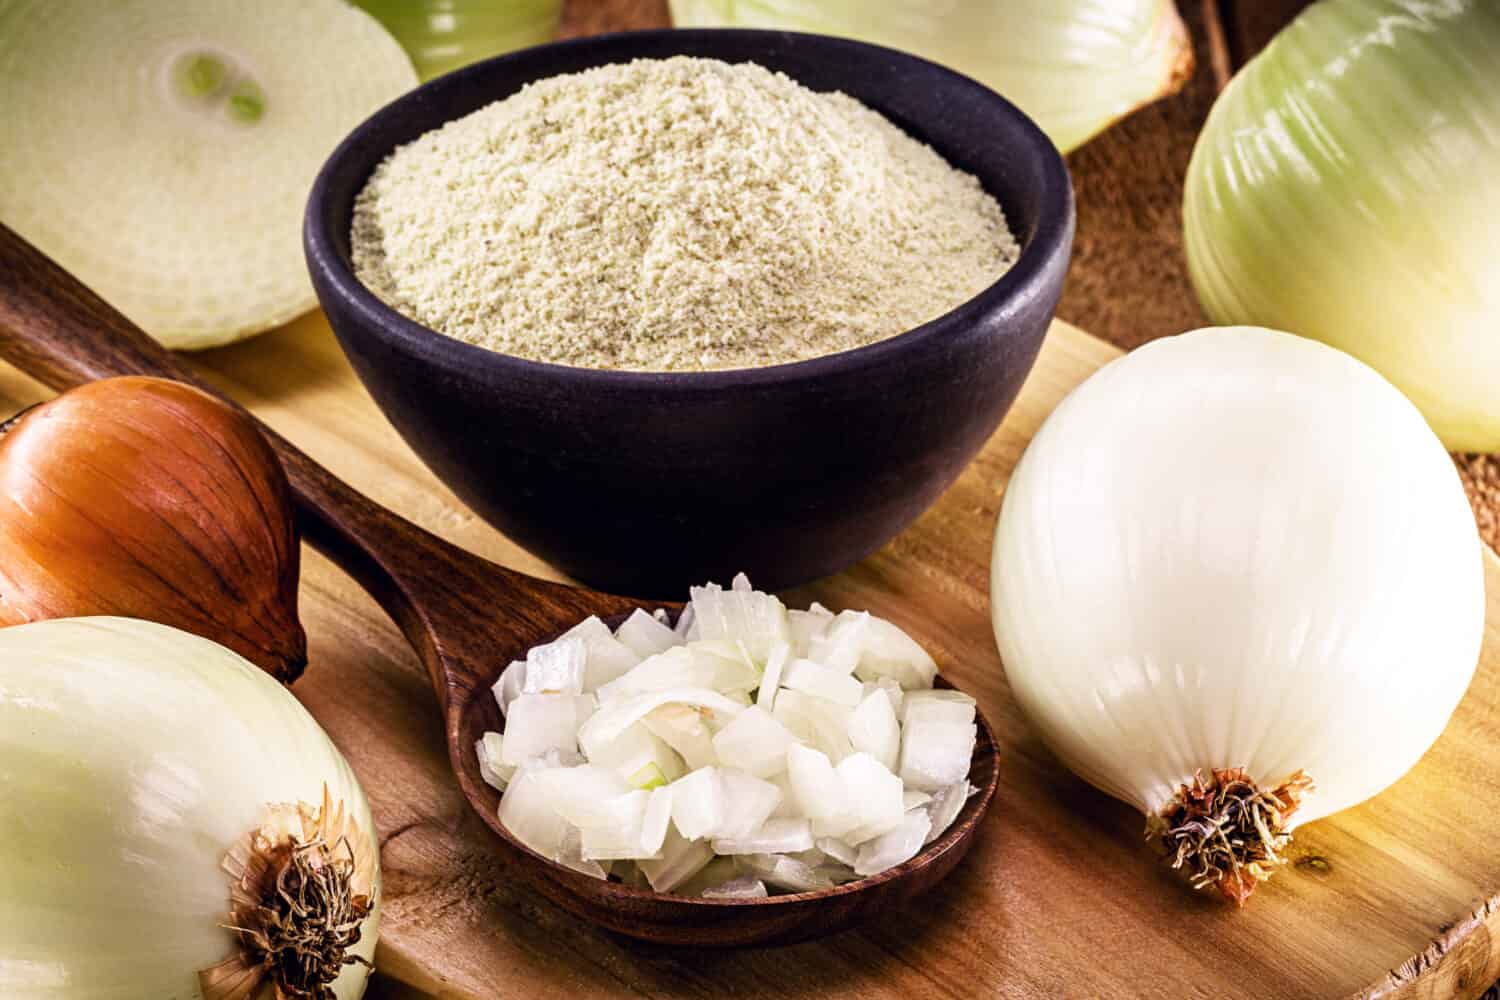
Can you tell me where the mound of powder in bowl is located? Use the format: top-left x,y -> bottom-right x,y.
351,56 -> 1019,372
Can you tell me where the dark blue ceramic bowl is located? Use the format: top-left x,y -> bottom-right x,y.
305,29 -> 1073,598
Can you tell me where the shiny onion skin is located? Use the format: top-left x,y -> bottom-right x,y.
1184,0 -> 1500,451
0,617 -> 379,999
991,327 -> 1485,902
0,376 -> 306,681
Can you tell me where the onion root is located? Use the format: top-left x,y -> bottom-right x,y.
199,786 -> 377,1000
1149,767 -> 1314,906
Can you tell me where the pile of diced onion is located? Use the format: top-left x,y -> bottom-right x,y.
476,576 -> 980,898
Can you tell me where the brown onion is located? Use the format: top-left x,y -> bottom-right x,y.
0,376 -> 306,680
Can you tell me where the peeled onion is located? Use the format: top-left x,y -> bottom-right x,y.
0,617 -> 380,997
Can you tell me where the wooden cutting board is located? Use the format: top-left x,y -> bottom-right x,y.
1,313 -> 1497,1000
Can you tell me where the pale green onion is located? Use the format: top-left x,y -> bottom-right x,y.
354,0 -> 562,81
669,0 -> 1192,153
1184,0 -> 1500,451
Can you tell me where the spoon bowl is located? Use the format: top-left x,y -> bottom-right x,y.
0,224 -> 999,946
450,611 -> 1000,945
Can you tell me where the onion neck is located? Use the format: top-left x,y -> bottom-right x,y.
199,788 -> 376,1000
1149,767 -> 1314,906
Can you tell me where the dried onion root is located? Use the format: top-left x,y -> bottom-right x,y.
202,789 -> 378,1000
1150,768 -> 1315,906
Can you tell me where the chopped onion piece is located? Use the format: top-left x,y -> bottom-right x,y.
816,863 -> 861,885
815,836 -> 859,867
591,722 -> 686,787
689,581 -> 791,662
836,753 -> 905,846
614,608 -> 679,659
782,658 -> 865,706
639,830 -> 715,891
674,602 -> 697,640
701,875 -> 769,899
737,853 -> 834,893
578,790 -> 656,861
854,810 -> 932,876
901,689 -> 977,726
641,786 -> 674,856
476,732 -> 514,791
642,703 -> 718,771
494,659 -> 527,717
630,763 -> 668,790
581,831 -> 659,862
712,818 -> 814,855
686,640 -> 762,687
596,645 -> 757,705
533,746 -> 586,769
786,744 -> 845,822
559,616 -> 642,691
523,636 -> 586,694
899,721 -> 977,792
499,759 -> 574,860
674,855 -> 739,897
578,687 -> 744,760
923,780 -> 976,845
807,611 -> 869,674
863,677 -> 905,717
756,640 -> 791,711
500,693 -> 593,765
831,611 -> 939,689
712,706 -> 796,778
788,605 -> 834,657
766,772 -> 799,818
476,737 -> 513,790
668,767 -> 726,840
775,690 -> 854,762
848,688 -> 901,771
533,765 -> 634,827
716,770 -> 783,839
902,788 -> 932,811
556,827 -> 609,880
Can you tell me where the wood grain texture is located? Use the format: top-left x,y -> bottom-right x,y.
3,300 -> 1498,997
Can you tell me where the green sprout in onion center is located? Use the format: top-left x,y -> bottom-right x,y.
168,49 -> 266,124
227,79 -> 266,124
173,52 -> 227,99
1149,766 -> 1314,907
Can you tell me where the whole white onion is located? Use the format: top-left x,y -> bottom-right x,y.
0,617 -> 380,998
991,327 -> 1485,903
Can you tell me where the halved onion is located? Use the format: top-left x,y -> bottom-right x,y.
0,0 -> 416,348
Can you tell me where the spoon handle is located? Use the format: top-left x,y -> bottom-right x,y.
0,222 -> 538,705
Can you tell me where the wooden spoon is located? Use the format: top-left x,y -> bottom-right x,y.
0,224 -> 999,946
